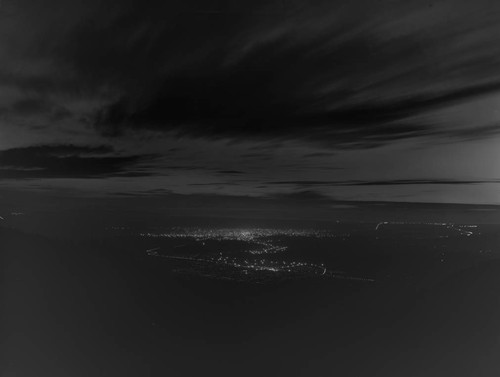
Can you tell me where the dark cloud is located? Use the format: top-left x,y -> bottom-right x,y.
268,180 -> 335,186
0,144 -> 156,179
216,170 -> 245,175
0,97 -> 72,122
240,152 -> 273,160
268,190 -> 334,202
83,1 -> 500,146
3,0 -> 500,147
165,165 -> 205,171
110,188 -> 174,197
91,33 -> 472,145
302,152 -> 336,158
188,182 -> 241,186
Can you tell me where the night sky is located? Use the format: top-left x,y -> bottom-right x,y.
1,0 -> 500,205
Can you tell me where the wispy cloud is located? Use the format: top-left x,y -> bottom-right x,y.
0,144 -> 157,179
266,179 -> 500,187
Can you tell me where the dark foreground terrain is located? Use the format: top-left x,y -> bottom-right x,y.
2,225 -> 500,377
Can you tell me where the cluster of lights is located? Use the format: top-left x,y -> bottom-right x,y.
139,227 -> 374,282
374,221 -> 479,237
140,227 -> 349,255
205,252 -> 327,274
146,247 -> 374,282
140,227 -> 344,240
375,221 -> 453,230
452,224 -> 478,237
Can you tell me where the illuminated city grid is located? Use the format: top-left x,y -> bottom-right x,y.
141,227 -> 374,283
136,223 -> 486,282
140,227 -> 349,255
